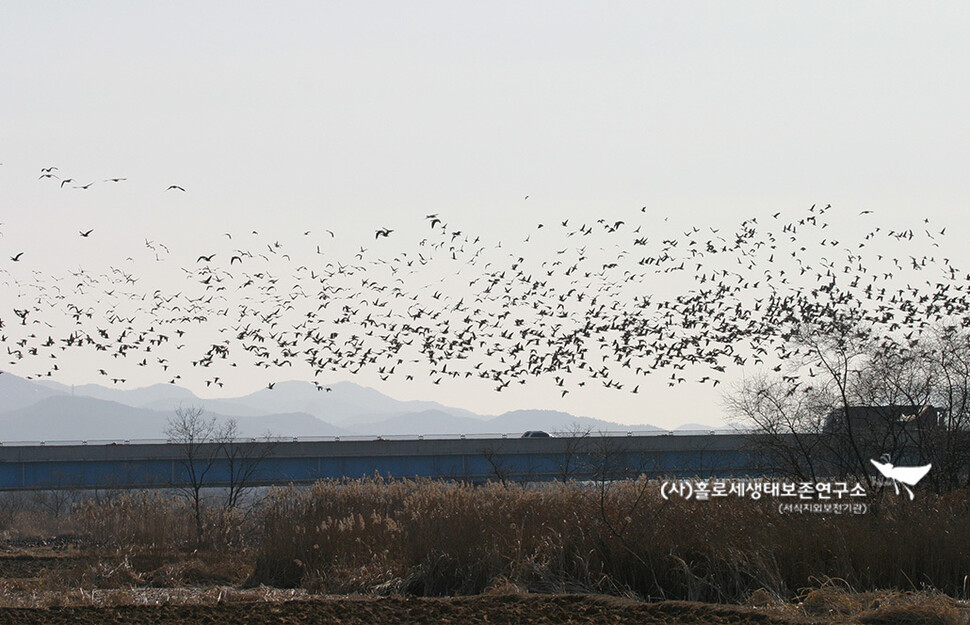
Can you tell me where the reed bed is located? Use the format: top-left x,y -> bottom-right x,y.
3,478 -> 969,604
245,477 -> 970,602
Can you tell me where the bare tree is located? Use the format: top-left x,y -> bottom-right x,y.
580,433 -> 666,598
583,432 -> 653,484
725,372 -> 829,482
166,406 -> 279,545
482,444 -> 511,486
165,405 -> 220,546
218,420 -> 276,512
31,489 -> 75,519
729,322 -> 970,491
553,424 -> 592,481
857,327 -> 970,491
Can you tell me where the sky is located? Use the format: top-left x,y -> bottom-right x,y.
2,2 -> 970,429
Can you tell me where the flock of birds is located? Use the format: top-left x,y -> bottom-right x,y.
2,163 -> 969,402
35,166 -> 181,192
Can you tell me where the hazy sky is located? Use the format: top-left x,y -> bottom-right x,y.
3,2 -> 970,428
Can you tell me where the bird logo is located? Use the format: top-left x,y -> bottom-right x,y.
870,454 -> 931,500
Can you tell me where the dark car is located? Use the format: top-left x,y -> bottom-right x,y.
521,430 -> 551,438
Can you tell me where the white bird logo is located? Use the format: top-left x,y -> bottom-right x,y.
870,454 -> 931,500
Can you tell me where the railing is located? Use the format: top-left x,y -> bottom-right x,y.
0,428 -> 747,447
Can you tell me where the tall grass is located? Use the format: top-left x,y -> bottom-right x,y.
7,478 -> 970,603
72,490 -> 250,551
246,478 -> 970,602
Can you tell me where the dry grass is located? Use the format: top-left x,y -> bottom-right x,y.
1,478 -> 969,610
244,478 -> 970,602
71,491 -> 251,551
792,583 -> 968,625
0,581 -> 313,609
858,604 -> 966,625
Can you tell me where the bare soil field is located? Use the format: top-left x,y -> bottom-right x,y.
0,549 -> 965,625
0,594 -> 832,625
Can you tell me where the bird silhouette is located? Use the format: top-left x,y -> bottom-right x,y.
4,194 -> 969,420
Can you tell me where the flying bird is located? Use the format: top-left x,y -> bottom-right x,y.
375,228 -> 393,239
166,185 -> 185,192
79,229 -> 94,237
10,252 -> 23,261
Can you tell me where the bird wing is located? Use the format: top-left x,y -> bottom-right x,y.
870,459 -> 893,478
891,464 -> 932,486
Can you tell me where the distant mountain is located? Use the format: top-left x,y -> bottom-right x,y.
675,422 -> 721,432
35,380 -> 199,408
1,375 -> 670,440
140,397 -> 273,418
26,378 -> 72,394
0,393 -> 350,442
32,378 -> 479,423
0,373 -> 66,412
485,410 -> 665,435
235,381 -> 482,424
349,409 -> 665,437
227,381 -> 384,422
349,410 -> 495,436
0,395 -> 170,441
230,412 -> 351,438
36,379 -> 273,416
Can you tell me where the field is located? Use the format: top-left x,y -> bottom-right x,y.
0,478 -> 967,624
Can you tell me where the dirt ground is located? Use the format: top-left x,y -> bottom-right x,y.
0,595 -> 835,625
0,547 -> 962,625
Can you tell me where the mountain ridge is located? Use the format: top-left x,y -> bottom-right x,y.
1,375 -> 672,441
